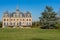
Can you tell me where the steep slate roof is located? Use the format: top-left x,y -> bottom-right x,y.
3,9 -> 31,17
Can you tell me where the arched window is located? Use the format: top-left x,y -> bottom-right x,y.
19,13 -> 22,17
17,19 -> 19,21
26,22 -> 31,25
13,23 -> 15,26
10,22 -> 12,25
4,19 -> 6,21
17,23 -> 19,25
4,22 -> 8,26
13,14 -> 16,17
23,19 -> 24,21
4,22 -> 6,26
20,19 -> 22,21
7,19 -> 9,21
19,22 -> 21,26
14,19 -> 15,21
29,19 -> 31,21
11,19 -> 12,21
27,22 -> 29,25
27,19 -> 28,21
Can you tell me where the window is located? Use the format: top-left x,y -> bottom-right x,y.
5,14 -> 9,17
13,23 -> 15,26
23,19 -> 24,21
28,14 -> 30,17
17,23 -> 18,25
4,22 -> 8,26
27,22 -> 28,25
20,14 -> 22,17
19,22 -> 21,26
10,23 -> 12,25
27,22 -> 29,26
4,19 -> 6,21
29,22 -> 31,25
10,22 -> 15,26
20,19 -> 22,21
16,13 -> 19,17
14,19 -> 15,21
7,23 -> 8,25
11,19 -> 12,21
13,14 -> 16,17
27,19 -> 28,21
26,22 -> 31,26
4,22 -> 6,26
29,19 -> 31,21
7,19 -> 9,21
17,19 -> 19,21
28,14 -> 31,17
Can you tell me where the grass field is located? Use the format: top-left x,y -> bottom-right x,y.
0,28 -> 60,40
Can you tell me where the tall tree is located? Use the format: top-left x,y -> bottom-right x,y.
39,6 -> 58,29
0,21 -> 2,28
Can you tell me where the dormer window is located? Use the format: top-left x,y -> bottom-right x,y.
26,11 -> 31,17
3,11 -> 10,17
16,13 -> 19,17
27,14 -> 31,17
12,12 -> 16,17
19,12 -> 23,17
13,13 -> 16,17
20,14 -> 22,17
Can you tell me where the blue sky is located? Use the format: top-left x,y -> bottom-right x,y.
0,0 -> 60,21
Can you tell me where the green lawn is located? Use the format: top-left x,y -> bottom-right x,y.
0,28 -> 60,40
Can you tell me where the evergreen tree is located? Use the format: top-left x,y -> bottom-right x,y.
39,6 -> 58,29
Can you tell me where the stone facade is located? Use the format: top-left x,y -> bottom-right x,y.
2,7 -> 32,28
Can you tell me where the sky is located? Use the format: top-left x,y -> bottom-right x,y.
0,0 -> 60,21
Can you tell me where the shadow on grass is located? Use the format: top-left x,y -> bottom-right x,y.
30,38 -> 50,40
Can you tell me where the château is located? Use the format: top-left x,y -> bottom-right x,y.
2,6 -> 32,28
